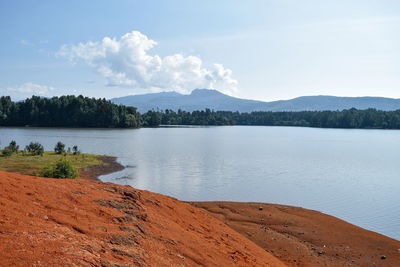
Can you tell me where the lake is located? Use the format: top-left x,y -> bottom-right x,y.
0,126 -> 399,240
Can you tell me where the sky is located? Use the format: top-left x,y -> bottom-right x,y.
0,0 -> 399,101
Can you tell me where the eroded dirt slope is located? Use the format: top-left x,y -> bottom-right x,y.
0,171 -> 284,267
193,202 -> 400,267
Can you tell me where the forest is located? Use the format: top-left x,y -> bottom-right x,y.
1,95 -> 400,129
0,95 -> 140,128
145,108 -> 400,129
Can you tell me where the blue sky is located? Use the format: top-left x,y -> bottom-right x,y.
0,0 -> 399,101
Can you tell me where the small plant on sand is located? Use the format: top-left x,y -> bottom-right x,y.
25,142 -> 44,156
39,158 -> 77,179
54,141 -> 65,154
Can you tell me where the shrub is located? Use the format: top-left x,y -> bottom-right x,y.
2,147 -> 13,157
72,145 -> 80,155
25,142 -> 44,156
8,141 -> 19,153
39,158 -> 77,179
2,141 -> 19,156
54,141 -> 65,154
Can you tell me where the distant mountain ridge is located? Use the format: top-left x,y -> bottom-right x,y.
111,89 -> 400,112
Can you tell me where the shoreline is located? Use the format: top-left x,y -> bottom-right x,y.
0,166 -> 399,266
0,170 -> 285,266
58,160 -> 400,265
192,201 -> 400,266
79,155 -> 125,181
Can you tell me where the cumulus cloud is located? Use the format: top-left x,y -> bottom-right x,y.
7,82 -> 54,96
57,31 -> 238,94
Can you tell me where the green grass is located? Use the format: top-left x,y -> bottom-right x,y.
0,151 -> 104,177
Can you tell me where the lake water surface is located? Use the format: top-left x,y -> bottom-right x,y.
0,126 -> 399,240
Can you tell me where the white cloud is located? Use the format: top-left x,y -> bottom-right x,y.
7,82 -> 54,96
57,31 -> 238,94
20,39 -> 32,46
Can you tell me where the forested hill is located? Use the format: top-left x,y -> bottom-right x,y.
0,95 -> 140,128
111,89 -> 400,112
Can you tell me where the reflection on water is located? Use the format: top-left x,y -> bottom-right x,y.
0,126 -> 399,240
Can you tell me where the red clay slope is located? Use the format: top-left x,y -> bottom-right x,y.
193,202 -> 400,267
0,171 -> 284,267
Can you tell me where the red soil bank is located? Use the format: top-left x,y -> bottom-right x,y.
193,202 -> 400,267
0,171 -> 284,266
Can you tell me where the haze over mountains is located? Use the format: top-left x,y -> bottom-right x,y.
111,89 -> 400,113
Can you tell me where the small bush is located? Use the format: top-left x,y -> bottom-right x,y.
39,158 -> 77,179
2,141 -> 19,157
25,142 -> 44,156
8,141 -> 19,153
2,147 -> 13,156
54,141 -> 65,154
72,145 -> 80,155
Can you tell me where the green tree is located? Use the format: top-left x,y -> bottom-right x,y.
39,158 -> 77,179
54,141 -> 65,154
25,142 -> 44,156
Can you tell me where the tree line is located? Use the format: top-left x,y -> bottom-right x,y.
2,95 -> 400,129
0,95 -> 140,128
143,108 -> 400,129
2,139 -> 81,157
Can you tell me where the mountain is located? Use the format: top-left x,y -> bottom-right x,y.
111,89 -> 400,112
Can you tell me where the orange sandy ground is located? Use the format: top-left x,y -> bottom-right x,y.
0,171 -> 284,267
193,202 -> 400,267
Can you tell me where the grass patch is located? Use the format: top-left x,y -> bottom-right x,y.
0,151 -> 104,177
